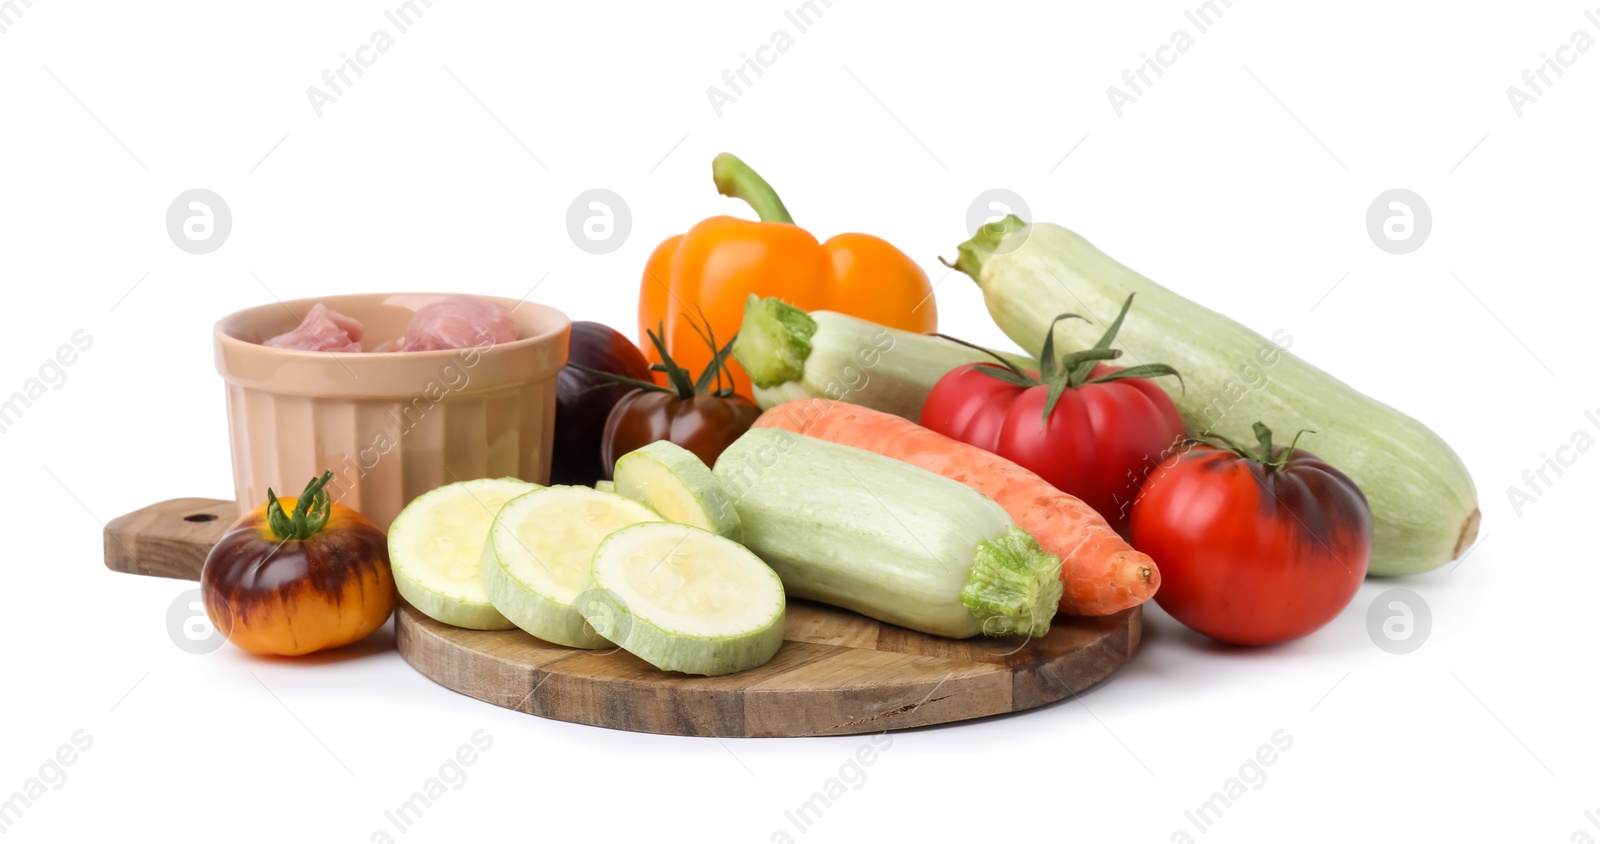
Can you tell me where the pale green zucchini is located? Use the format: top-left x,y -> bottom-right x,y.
479,486 -> 661,648
950,216 -> 1480,575
388,478 -> 539,630
712,428 -> 1062,638
732,295 -> 1034,422
613,440 -> 742,541
582,522 -> 785,676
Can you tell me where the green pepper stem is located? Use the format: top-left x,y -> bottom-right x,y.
712,153 -> 795,224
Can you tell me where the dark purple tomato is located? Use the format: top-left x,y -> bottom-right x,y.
550,321 -> 652,485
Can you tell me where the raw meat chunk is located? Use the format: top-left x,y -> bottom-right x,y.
263,304 -> 364,353
256,295 -> 518,353
399,295 -> 519,351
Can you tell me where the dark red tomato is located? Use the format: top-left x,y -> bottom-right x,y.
596,312 -> 761,473
922,296 -> 1185,535
601,391 -> 760,472
1130,424 -> 1372,646
551,321 -> 653,485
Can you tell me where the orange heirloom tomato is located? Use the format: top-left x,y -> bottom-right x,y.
201,472 -> 395,656
638,153 -> 936,398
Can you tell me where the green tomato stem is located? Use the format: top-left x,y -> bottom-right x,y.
586,314 -> 740,401
266,470 -> 334,541
936,331 -> 1039,386
1214,422 -> 1315,473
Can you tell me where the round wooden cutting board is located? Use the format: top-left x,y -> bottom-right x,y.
104,497 -> 1143,738
396,600 -> 1140,738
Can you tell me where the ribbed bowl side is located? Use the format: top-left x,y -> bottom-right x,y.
224,376 -> 558,531
216,295 -> 569,530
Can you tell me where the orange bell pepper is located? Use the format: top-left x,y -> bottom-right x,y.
638,153 -> 936,398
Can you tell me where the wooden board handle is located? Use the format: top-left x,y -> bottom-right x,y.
103,498 -> 236,581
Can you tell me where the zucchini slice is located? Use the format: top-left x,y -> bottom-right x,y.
480,486 -> 661,648
613,441 -> 742,540
582,522 -> 785,676
388,478 -> 539,630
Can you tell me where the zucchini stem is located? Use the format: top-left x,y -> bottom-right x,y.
942,214 -> 1029,281
731,296 -> 818,389
960,528 -> 1063,638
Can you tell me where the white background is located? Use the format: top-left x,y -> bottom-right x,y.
2,1 -> 1596,841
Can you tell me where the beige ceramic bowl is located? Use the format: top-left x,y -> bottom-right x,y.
214,293 -> 570,530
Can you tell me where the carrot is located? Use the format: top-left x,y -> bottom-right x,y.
753,399 -> 1158,616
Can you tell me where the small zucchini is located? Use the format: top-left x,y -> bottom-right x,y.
732,295 -> 1034,422
713,428 -> 1063,638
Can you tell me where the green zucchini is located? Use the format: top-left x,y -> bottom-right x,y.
613,440 -> 742,541
732,295 -> 1034,422
950,216 -> 1480,575
712,428 -> 1062,638
480,486 -> 661,648
582,522 -> 785,676
389,478 -> 539,630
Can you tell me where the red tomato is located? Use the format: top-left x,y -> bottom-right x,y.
922,360 -> 1183,535
921,297 -> 1186,534
1130,425 -> 1372,646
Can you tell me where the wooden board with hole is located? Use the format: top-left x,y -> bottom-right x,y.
105,497 -> 1143,737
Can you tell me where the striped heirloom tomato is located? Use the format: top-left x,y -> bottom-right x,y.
201,472 -> 396,656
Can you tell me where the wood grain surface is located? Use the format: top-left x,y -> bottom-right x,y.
106,497 -> 1142,737
104,497 -> 237,579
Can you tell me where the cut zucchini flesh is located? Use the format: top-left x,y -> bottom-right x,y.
595,480 -> 615,493
481,485 -> 661,648
613,441 -> 742,540
583,522 -> 785,676
388,478 -> 539,630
